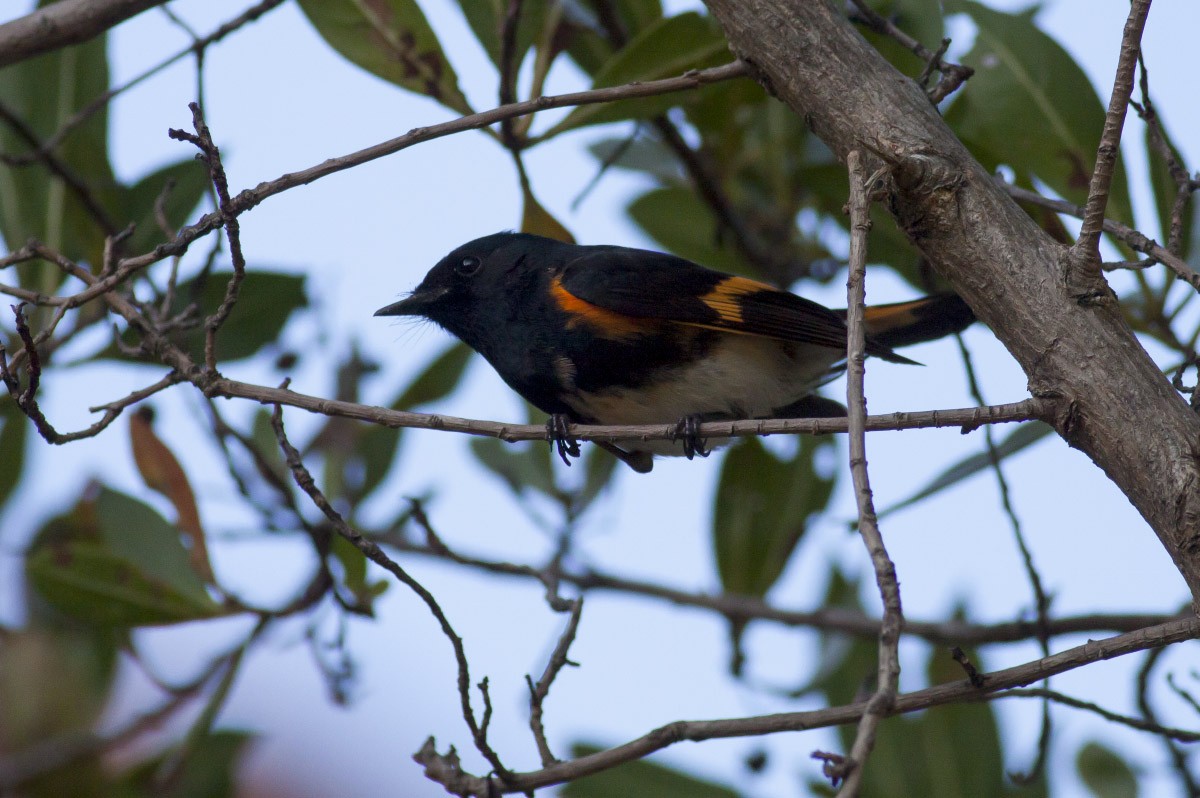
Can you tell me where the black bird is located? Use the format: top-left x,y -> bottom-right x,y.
376,232 -> 973,473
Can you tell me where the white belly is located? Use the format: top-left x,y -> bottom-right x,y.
564,335 -> 841,427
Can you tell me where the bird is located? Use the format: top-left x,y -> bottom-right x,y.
376,232 -> 974,473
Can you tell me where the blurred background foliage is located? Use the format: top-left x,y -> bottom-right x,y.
0,0 -> 1196,796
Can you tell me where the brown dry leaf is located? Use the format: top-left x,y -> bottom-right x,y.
129,407 -> 214,583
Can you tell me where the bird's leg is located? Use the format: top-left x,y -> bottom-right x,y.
546,413 -> 581,466
672,414 -> 710,460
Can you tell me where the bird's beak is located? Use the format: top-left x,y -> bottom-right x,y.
374,287 -> 448,317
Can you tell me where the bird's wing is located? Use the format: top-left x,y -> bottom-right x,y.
555,246 -> 910,361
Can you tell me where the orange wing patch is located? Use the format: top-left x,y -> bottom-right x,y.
862,298 -> 931,336
699,275 -> 776,326
550,275 -> 652,339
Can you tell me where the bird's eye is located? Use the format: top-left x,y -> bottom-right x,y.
455,256 -> 481,276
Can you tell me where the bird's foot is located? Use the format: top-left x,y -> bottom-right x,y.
672,415 -> 710,460
546,413 -> 581,466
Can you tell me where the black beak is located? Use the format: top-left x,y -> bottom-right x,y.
374,287 -> 447,317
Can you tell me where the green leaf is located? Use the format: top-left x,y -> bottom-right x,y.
106,271 -> 307,363
562,0 -> 665,78
395,341 -> 474,409
453,0 -> 503,66
713,436 -> 836,597
944,1 -> 1135,227
452,0 -> 558,76
813,626 -> 1044,798
250,408 -> 291,490
0,396 -> 28,509
26,542 -> 223,626
521,180 -> 575,242
469,437 -> 556,498
563,743 -> 742,798
296,0 -> 472,114
0,5 -> 118,289
0,625 -> 117,750
588,135 -> 682,183
802,568 -> 877,704
349,341 -> 474,502
122,158 -> 211,257
25,488 -> 224,626
627,187 -> 745,275
879,422 -> 1053,518
576,443 -> 619,516
119,730 -> 252,798
550,12 -> 728,135
330,533 -> 387,609
1077,742 -> 1139,798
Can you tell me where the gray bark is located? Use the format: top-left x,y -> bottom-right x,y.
0,0 -> 168,69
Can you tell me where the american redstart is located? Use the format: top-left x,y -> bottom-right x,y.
376,232 -> 974,473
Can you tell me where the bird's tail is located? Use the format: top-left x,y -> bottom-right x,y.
858,293 -> 975,350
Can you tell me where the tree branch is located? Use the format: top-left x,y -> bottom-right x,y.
833,151 -> 901,794
701,0 -> 1200,604
0,0 -> 169,69
416,616 -> 1200,795
1073,0 -> 1153,261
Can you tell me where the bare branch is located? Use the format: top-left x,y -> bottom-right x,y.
846,0 -> 973,103
374,526 -> 1182,645
416,617 -> 1200,795
1001,180 -> 1200,292
268,399 -> 512,782
111,61 -> 749,277
168,102 -> 246,372
833,151 -> 901,794
1073,0 -> 1153,261
526,599 -> 583,767
995,687 -> 1200,743
0,0 -> 169,70
0,101 -> 120,235
209,375 -> 1047,444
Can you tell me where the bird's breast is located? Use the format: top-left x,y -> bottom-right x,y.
562,333 -> 842,425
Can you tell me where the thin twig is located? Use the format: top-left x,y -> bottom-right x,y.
1073,0 -> 1153,261
1137,648 -> 1200,795
1130,52 -> 1197,258
268,399 -> 512,782
1001,180 -> 1200,292
952,331 -> 1052,785
168,102 -> 246,372
526,599 -> 584,767
413,616 -> 1200,796
3,0 -> 287,166
0,100 -> 119,235
995,687 -> 1200,743
372,525 -> 1180,645
846,0 -> 973,103
833,150 -> 901,795
209,375 -> 1048,444
108,61 -> 750,282
497,0 -> 524,150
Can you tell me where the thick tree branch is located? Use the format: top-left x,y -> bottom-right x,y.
702,0 -> 1200,604
0,0 -> 168,69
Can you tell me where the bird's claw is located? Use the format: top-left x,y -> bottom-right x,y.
546,413 -> 581,466
672,415 -> 710,460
